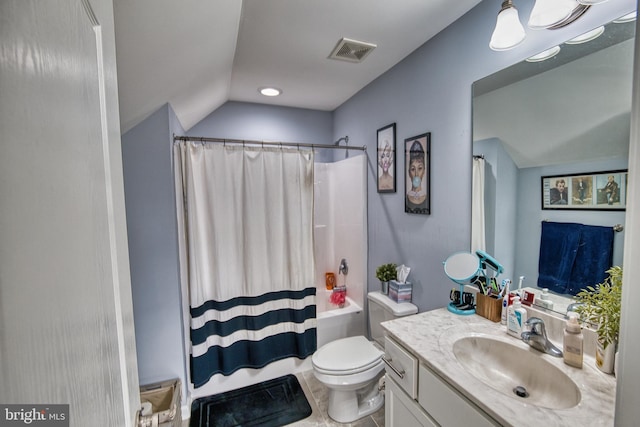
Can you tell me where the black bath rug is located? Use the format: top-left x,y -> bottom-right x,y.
189,374 -> 312,427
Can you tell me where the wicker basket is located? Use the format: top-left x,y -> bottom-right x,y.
138,379 -> 181,427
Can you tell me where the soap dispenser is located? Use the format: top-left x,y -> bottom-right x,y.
507,296 -> 527,338
563,311 -> 583,368
538,288 -> 554,310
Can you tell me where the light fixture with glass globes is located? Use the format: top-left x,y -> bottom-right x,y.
525,45 -> 561,62
565,25 -> 605,44
576,0 -> 609,5
613,11 -> 637,23
489,0 -> 526,51
529,0 -> 590,30
489,0 -> 613,51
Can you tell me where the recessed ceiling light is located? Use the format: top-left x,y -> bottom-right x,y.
613,11 -> 637,23
565,26 -> 605,44
526,45 -> 561,62
259,87 -> 282,97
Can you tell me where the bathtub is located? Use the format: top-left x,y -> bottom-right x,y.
316,290 -> 365,348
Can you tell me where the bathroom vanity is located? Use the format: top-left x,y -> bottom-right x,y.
381,308 -> 616,427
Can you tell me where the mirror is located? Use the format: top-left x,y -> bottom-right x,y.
472,16 -> 635,317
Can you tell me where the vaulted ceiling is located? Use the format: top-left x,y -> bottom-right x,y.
113,0 -> 482,134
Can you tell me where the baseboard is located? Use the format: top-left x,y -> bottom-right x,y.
181,397 -> 192,424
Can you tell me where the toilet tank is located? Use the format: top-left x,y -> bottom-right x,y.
367,291 -> 418,346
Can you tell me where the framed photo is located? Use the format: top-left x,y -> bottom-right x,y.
377,123 -> 396,193
404,133 -> 430,215
541,169 -> 627,210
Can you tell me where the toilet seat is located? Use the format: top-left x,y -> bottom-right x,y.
312,336 -> 384,376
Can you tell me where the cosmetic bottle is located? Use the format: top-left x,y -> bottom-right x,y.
563,312 -> 583,368
507,296 -> 527,338
538,288 -> 554,310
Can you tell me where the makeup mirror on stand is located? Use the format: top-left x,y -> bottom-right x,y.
444,250 -> 504,315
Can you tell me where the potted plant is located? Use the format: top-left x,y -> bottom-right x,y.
575,265 -> 622,374
376,263 -> 397,295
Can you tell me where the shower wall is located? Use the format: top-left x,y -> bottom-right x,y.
314,155 -> 368,319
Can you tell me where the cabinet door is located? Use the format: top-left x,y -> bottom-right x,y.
386,377 -> 437,427
418,365 -> 499,427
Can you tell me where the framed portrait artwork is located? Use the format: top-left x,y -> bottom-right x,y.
404,133 -> 430,215
377,123 -> 396,193
541,169 -> 628,210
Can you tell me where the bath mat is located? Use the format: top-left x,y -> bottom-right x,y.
189,374 -> 312,427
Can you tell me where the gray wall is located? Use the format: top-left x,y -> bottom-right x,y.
515,157 -> 628,286
121,104 -> 187,400
188,101 -> 335,162
332,0 -> 636,312
122,101 -> 334,402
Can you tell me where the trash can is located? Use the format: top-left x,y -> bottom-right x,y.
138,378 -> 182,427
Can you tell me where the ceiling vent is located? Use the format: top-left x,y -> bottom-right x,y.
329,38 -> 376,63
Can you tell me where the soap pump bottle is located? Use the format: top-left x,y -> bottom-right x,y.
538,288 -> 554,310
563,311 -> 583,368
507,296 -> 527,338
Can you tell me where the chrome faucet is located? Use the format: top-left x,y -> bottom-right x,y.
338,258 -> 348,276
521,317 -> 563,357
565,302 -> 584,319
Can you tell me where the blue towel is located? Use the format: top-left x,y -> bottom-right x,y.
538,221 -> 613,295
567,224 -> 614,295
538,222 -> 581,294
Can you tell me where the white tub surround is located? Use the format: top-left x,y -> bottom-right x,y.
381,308 -> 616,427
316,293 -> 364,348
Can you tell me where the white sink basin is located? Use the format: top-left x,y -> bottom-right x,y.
453,335 -> 581,409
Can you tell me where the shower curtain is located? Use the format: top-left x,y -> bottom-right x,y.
471,157 -> 486,253
174,142 -> 317,387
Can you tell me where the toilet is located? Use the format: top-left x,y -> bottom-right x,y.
312,291 -> 418,423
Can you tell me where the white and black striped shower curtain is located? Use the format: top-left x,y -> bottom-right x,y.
174,142 -> 317,387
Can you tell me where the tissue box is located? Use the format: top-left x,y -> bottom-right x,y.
389,280 -> 412,303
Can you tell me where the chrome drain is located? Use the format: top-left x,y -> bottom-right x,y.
513,386 -> 529,398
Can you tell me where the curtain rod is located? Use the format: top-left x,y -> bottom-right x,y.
173,135 -> 366,151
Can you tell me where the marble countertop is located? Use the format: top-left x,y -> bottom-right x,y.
381,308 -> 616,427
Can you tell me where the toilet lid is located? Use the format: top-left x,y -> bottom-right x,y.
312,336 -> 383,374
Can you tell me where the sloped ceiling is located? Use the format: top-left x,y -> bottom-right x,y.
114,0 -> 482,134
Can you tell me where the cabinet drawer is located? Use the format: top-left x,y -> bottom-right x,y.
384,336 -> 418,399
418,365 -> 498,427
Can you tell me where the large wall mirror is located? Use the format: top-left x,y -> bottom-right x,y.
472,15 -> 635,317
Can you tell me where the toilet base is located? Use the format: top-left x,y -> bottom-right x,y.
327,373 -> 385,423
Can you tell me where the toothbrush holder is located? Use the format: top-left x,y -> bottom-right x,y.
475,293 -> 503,322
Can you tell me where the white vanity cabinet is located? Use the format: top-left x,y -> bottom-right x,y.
384,336 -> 499,427
385,375 -> 437,427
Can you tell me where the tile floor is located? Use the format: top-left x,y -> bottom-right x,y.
183,370 -> 385,427
288,370 -> 385,427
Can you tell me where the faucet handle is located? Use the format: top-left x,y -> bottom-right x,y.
525,317 -> 546,336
